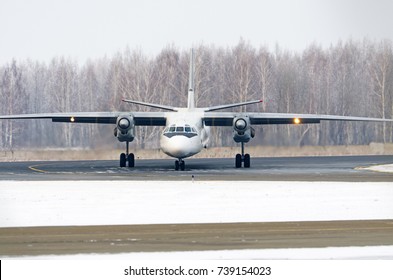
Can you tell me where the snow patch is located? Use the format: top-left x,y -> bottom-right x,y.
363,164 -> 393,173
4,246 -> 393,260
0,181 -> 392,228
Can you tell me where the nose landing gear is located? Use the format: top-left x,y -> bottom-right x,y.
120,141 -> 135,168
235,142 -> 251,168
175,159 -> 185,171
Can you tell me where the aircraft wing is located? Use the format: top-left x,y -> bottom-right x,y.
203,112 -> 393,126
0,112 -> 167,126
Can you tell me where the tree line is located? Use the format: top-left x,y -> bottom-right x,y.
1,39 -> 393,151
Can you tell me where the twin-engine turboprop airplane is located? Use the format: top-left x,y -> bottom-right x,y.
1,50 -> 392,170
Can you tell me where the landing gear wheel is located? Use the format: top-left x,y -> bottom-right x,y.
235,142 -> 251,168
120,153 -> 126,167
120,141 -> 135,168
127,153 -> 135,167
235,154 -> 242,168
175,160 -> 185,171
180,160 -> 185,171
244,153 -> 251,168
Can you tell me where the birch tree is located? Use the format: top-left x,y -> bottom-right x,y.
1,60 -> 27,150
368,40 -> 393,143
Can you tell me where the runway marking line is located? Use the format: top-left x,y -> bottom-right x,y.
28,164 -> 49,173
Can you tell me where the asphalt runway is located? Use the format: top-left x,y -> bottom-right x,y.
1,155 -> 392,258
1,220 -> 393,257
0,155 -> 393,181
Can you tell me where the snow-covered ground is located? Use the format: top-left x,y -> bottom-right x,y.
1,180 -> 393,259
7,246 -> 393,260
364,163 -> 393,173
0,180 -> 392,227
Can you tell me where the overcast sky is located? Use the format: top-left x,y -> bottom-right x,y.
0,0 -> 392,64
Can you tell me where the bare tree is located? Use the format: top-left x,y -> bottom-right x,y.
368,40 -> 393,143
1,60 -> 27,151
45,57 -> 79,147
226,39 -> 258,109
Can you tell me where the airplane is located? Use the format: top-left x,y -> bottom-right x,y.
0,49 -> 392,170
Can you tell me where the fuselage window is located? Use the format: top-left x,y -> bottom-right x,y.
185,126 -> 191,132
169,126 -> 176,132
176,127 -> 184,132
191,127 -> 197,133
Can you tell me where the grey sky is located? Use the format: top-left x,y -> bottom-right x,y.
0,0 -> 392,64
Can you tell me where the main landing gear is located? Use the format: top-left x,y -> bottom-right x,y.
120,141 -> 135,168
235,142 -> 251,168
175,159 -> 185,171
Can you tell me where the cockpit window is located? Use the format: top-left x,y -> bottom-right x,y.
163,124 -> 198,137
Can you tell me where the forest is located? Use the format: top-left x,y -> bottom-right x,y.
1,38 -> 393,151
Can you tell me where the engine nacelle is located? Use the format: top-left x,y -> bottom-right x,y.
114,115 -> 135,142
233,115 -> 255,143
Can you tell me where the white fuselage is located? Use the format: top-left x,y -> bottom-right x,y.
160,109 -> 210,159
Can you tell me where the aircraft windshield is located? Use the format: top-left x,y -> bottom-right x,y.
163,124 -> 198,137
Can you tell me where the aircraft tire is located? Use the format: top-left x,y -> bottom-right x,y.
128,153 -> 135,167
175,160 -> 180,171
120,153 -> 126,167
235,154 -> 242,168
244,154 -> 251,168
180,161 -> 185,171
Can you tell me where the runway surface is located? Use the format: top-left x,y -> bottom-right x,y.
0,155 -> 393,181
1,155 -> 392,258
1,220 -> 393,256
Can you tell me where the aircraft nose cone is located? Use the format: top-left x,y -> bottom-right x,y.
167,136 -> 191,158
161,134 -> 201,159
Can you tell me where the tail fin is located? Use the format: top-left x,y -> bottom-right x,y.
187,49 -> 195,109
